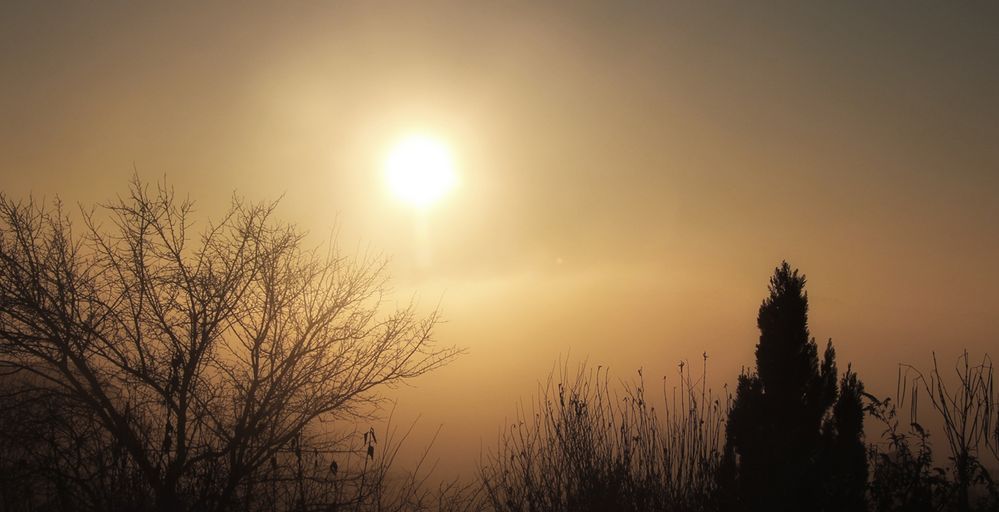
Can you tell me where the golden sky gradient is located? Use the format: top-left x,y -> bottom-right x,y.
2,2 -> 998,477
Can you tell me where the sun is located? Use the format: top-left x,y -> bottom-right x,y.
384,134 -> 457,208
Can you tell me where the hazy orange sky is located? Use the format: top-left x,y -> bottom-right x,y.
2,2 -> 998,477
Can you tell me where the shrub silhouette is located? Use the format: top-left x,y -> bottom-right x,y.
480,359 -> 729,512
866,352 -> 999,512
722,262 -> 867,511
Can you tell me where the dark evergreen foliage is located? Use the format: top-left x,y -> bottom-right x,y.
822,368 -> 869,512
722,262 -> 867,511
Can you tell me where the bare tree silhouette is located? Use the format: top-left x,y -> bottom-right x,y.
0,177 -> 460,511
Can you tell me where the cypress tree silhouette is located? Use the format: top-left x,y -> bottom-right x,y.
722,262 -> 867,512
820,368 -> 868,511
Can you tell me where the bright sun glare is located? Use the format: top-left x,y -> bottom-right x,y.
384,134 -> 457,208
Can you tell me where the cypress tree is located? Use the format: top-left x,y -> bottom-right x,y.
722,262 -> 866,511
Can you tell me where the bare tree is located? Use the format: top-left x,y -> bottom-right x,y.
0,178 -> 460,511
